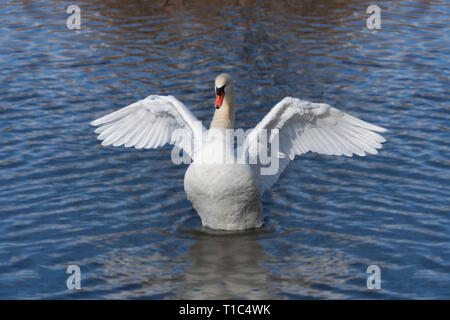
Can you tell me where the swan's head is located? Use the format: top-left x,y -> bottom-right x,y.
214,73 -> 234,109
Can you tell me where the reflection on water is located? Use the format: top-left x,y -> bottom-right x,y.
176,228 -> 272,299
0,0 -> 449,299
176,227 -> 356,299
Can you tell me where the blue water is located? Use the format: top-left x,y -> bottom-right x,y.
0,0 -> 449,299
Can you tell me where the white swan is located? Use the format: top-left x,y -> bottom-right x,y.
91,74 -> 386,230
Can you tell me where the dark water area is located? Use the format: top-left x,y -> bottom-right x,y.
0,0 -> 449,299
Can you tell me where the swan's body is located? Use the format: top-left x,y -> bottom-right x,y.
184,128 -> 263,230
91,74 -> 386,230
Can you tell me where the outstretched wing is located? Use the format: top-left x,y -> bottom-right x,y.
90,95 -> 205,158
246,97 -> 387,193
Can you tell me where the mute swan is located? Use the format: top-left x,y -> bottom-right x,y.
91,74 -> 386,230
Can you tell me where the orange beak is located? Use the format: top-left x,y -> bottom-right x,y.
215,93 -> 224,109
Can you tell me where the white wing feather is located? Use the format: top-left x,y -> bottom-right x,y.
246,97 -> 387,193
90,95 -> 204,158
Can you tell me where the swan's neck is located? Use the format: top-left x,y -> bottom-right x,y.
210,96 -> 235,129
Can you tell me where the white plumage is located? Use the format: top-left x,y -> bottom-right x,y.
91,74 -> 386,230
246,97 -> 386,193
91,95 -> 204,157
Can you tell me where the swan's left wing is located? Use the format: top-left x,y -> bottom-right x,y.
90,95 -> 205,159
245,97 -> 387,194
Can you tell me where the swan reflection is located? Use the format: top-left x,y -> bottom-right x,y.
174,228 -> 274,299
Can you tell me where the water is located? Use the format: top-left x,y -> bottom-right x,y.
0,0 -> 449,299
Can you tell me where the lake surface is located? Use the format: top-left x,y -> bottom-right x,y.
0,0 -> 449,299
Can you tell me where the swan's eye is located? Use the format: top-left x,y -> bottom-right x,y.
215,85 -> 226,95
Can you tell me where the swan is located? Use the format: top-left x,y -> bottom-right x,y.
91,74 -> 386,230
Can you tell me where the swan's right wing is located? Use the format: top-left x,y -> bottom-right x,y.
246,97 -> 387,194
90,95 -> 205,159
